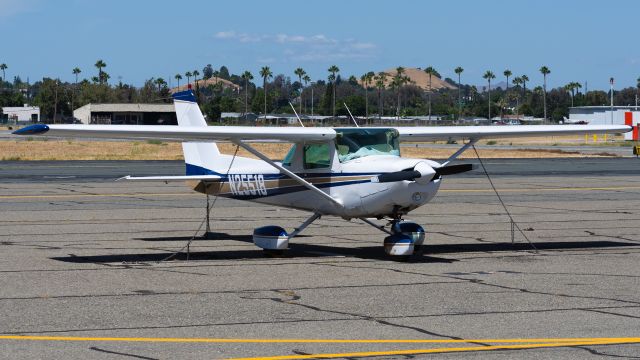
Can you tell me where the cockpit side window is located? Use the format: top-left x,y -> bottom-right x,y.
303,143 -> 331,169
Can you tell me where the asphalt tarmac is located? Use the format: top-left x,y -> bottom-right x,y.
1,159 -> 640,359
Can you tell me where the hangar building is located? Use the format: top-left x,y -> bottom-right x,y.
73,103 -> 177,125
569,106 -> 639,125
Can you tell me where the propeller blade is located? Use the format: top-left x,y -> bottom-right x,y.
372,163 -> 473,184
373,170 -> 421,183
434,163 -> 474,177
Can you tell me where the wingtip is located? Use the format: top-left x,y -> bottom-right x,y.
12,124 -> 49,135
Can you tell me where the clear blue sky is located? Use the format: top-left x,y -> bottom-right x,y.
2,0 -> 639,90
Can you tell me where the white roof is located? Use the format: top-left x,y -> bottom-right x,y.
76,103 -> 175,112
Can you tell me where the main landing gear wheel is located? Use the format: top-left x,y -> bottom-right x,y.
253,226 -> 289,257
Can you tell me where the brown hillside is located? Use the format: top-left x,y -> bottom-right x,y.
361,67 -> 457,91
171,77 -> 239,93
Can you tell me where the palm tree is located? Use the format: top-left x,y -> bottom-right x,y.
424,66 -> 437,119
565,81 -> 582,107
503,69 -> 512,92
294,67 -> 306,114
71,67 -> 81,111
302,74 -> 311,114
192,70 -> 200,87
521,74 -> 529,97
496,97 -> 508,118
94,60 -> 106,84
483,70 -> 496,120
0,63 -> 6,84
328,65 -> 340,117
73,67 -> 81,84
360,72 -> 375,120
174,74 -> 182,89
259,66 -> 273,118
394,67 -> 406,117
454,66 -> 464,119
539,66 -> 550,120
185,71 -> 192,86
375,72 -> 387,119
241,70 -> 253,115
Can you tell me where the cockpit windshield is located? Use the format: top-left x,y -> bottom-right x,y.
335,128 -> 400,162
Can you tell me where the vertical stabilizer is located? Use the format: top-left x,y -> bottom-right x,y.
172,90 -> 221,173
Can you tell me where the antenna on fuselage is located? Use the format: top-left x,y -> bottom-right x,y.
343,102 -> 359,127
288,102 -> 305,127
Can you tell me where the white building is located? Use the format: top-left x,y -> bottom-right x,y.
569,106 -> 639,141
569,106 -> 640,125
73,103 -> 176,125
1,105 -> 40,123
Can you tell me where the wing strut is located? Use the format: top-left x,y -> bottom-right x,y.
233,141 -> 344,209
441,138 -> 478,166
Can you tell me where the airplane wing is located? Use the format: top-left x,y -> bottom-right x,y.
13,124 -> 336,142
396,125 -> 631,141
116,175 -> 222,181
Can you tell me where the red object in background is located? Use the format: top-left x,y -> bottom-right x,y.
188,84 -> 192,90
625,112 -> 632,126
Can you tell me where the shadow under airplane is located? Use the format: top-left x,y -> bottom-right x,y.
51,239 -> 637,264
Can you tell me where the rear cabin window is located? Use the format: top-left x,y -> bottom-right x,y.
303,143 -> 331,169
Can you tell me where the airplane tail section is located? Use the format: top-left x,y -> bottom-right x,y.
172,90 -> 221,174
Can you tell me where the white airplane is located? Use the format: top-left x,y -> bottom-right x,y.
14,90 -> 631,258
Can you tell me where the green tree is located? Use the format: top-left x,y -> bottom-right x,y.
454,66 -> 464,119
174,74 -> 182,89
202,64 -> 213,80
154,78 -> 166,92
294,67 -> 306,114
241,70 -> 253,115
259,66 -> 273,117
185,71 -> 192,85
328,65 -> 340,117
424,66 -> 437,119
483,70 -> 496,119
539,66 -> 550,120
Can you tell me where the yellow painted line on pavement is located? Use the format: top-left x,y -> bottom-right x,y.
441,185 -> 640,193
0,335 -> 638,344
2,185 -> 640,200
227,339 -> 640,360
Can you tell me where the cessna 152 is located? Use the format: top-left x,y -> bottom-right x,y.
14,90 -> 632,257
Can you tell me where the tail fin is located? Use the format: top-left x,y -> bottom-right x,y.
172,90 -> 220,174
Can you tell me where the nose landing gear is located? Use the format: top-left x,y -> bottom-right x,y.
360,211 -> 426,259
